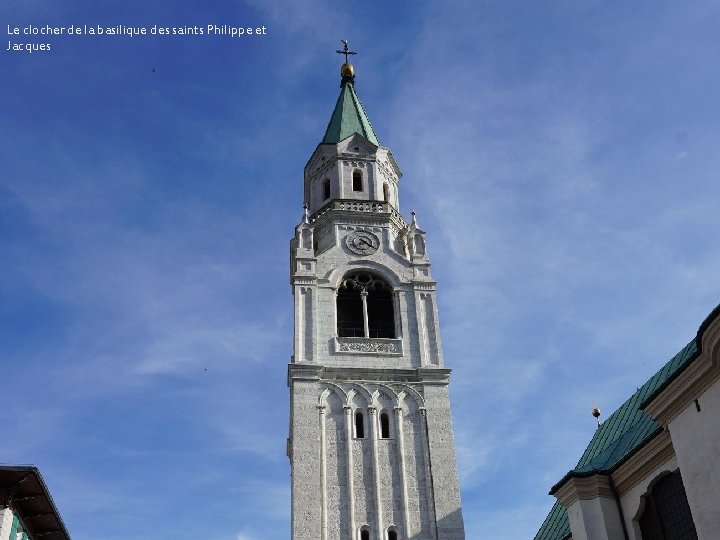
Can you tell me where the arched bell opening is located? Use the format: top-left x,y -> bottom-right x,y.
337,272 -> 395,338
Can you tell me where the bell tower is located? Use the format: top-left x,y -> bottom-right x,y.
288,44 -> 465,540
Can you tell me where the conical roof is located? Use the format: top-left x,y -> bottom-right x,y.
322,81 -> 379,146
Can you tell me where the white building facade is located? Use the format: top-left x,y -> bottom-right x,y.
287,59 -> 465,540
535,304 -> 720,540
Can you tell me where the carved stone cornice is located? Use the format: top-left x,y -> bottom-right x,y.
554,474 -> 615,508
612,430 -> 675,495
643,354 -> 720,426
644,309 -> 720,425
288,364 -> 452,385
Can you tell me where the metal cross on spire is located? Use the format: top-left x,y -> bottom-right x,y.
336,39 -> 357,63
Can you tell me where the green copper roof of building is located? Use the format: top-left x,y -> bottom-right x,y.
534,303 -> 720,540
322,81 -> 380,146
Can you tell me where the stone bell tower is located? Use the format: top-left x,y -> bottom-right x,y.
288,43 -> 465,540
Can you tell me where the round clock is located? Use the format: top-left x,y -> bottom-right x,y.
345,231 -> 380,255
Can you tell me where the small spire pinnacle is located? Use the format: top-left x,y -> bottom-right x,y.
336,39 -> 357,85
303,203 -> 309,224
411,209 -> 417,226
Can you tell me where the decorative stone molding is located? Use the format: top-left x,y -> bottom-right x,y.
612,430 -> 675,495
334,337 -> 403,355
554,474 -> 616,508
287,363 -> 449,387
643,354 -> 720,426
309,199 -> 408,229
412,283 -> 437,291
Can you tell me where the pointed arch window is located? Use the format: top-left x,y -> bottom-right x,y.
639,471 -> 698,540
387,528 -> 398,540
383,182 -> 389,202
323,178 -> 331,200
352,170 -> 363,192
359,526 -> 370,540
337,272 -> 395,338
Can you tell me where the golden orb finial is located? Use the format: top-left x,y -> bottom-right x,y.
341,62 -> 355,78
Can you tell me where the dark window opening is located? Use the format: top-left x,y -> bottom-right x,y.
337,272 -> 395,339
380,412 -> 390,439
640,471 -> 698,540
337,287 -> 364,338
383,183 -> 389,202
355,410 -> 365,439
367,285 -> 395,338
388,531 -> 398,540
360,530 -> 370,540
352,170 -> 363,191
323,178 -> 331,200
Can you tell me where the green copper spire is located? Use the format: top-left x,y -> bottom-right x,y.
322,51 -> 380,146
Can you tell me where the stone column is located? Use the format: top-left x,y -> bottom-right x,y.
417,292 -> 429,366
361,290 -> 369,338
394,406 -> 411,538
318,405 -> 328,540
554,475 -> 626,540
344,406 -> 356,540
368,406 -> 384,538
419,407 -> 438,540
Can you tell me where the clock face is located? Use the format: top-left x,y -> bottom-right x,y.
345,231 -> 380,255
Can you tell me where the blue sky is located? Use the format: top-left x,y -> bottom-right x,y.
2,1 -> 720,539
